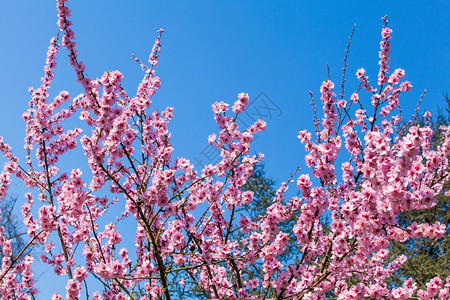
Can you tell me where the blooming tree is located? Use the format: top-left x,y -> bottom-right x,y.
0,196 -> 31,263
387,97 -> 450,289
0,1 -> 449,299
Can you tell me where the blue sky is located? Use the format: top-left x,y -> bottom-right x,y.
0,1 -> 449,185
0,0 -> 449,296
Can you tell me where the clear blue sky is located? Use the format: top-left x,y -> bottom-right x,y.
0,0 -> 449,296
0,1 -> 449,183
